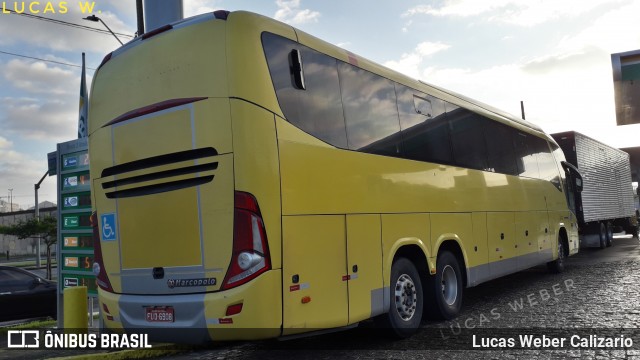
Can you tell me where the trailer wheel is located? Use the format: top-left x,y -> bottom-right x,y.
605,222 -> 613,247
598,222 -> 607,249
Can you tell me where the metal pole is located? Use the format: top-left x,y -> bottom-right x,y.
136,0 -> 145,36
83,15 -> 124,45
8,189 -> 12,212
35,184 -> 40,268
89,297 -> 94,327
34,170 -> 49,268
98,18 -> 124,45
520,101 -> 526,120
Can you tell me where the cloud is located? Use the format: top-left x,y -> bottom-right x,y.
419,49 -> 622,141
183,0 -> 221,17
557,0 -> 640,54
404,0 -> 628,27
4,59 -> 76,95
1,97 -> 77,140
0,136 -> 12,149
384,42 -> 451,79
0,57 -> 82,141
0,143 -> 53,209
402,20 -> 413,33
521,47 -> 606,75
274,0 -> 320,25
0,8 -> 131,53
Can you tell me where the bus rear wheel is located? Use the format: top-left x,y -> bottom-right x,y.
426,251 -> 463,320
375,257 -> 423,338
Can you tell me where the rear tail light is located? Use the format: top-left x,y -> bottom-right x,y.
97,52 -> 112,71
91,212 -> 114,292
221,192 -> 271,290
141,24 -> 173,40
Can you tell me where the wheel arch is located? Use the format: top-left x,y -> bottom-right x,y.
386,238 -> 431,278
557,226 -> 569,258
434,238 -> 468,288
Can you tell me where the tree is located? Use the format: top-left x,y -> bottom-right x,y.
0,216 -> 57,279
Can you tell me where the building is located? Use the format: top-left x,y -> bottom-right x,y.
0,205 -> 57,258
0,199 -> 21,213
612,49 -> 640,126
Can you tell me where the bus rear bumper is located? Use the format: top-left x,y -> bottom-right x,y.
99,269 -> 282,342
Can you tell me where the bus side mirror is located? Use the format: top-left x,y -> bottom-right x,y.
574,176 -> 583,193
561,161 -> 583,193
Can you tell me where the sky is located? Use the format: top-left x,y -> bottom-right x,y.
1,0 -> 639,208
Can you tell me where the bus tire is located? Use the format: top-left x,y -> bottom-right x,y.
375,257 -> 423,338
605,222 -> 613,247
547,237 -> 565,273
426,251 -> 463,320
598,222 -> 607,249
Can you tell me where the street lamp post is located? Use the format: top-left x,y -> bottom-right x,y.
83,15 -> 124,45
34,170 -> 49,268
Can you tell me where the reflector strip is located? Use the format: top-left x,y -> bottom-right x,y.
102,97 -> 208,128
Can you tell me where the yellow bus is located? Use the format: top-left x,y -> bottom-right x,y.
88,10 -> 580,342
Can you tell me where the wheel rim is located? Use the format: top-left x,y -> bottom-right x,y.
441,265 -> 458,306
394,273 -> 417,321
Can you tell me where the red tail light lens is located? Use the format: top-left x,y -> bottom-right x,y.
91,212 -> 114,292
221,192 -> 271,290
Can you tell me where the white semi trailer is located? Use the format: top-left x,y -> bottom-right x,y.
551,131 -> 637,248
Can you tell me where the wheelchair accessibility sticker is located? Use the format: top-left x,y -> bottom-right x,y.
101,213 -> 117,241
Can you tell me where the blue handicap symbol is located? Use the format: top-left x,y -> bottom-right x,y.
101,213 -> 117,241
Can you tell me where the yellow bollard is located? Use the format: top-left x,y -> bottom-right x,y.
64,286 -> 88,332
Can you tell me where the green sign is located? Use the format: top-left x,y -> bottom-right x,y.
61,274 -> 98,296
62,213 -> 91,230
62,172 -> 90,190
62,234 -> 94,250
62,192 -> 91,210
62,151 -> 89,170
62,255 -> 94,272
56,137 -> 96,312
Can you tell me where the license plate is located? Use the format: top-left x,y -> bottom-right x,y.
145,306 -> 175,322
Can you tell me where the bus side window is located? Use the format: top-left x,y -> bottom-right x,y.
446,103 -> 488,171
262,33 -> 348,149
413,95 -> 432,117
397,84 -> 452,164
484,119 -> 518,175
514,131 -> 540,178
534,138 -> 562,191
337,62 -> 402,157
